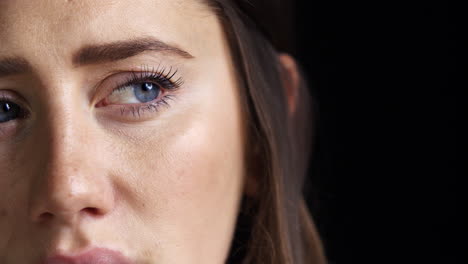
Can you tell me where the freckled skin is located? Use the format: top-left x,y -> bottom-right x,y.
0,1 -> 246,263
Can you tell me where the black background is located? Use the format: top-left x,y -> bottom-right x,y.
293,1 -> 459,263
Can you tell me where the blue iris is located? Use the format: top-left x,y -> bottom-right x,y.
134,82 -> 160,103
0,101 -> 21,123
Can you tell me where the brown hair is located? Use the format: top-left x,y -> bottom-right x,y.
203,1 -> 327,263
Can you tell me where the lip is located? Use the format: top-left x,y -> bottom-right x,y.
43,247 -> 133,264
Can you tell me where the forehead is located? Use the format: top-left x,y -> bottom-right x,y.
0,0 -> 216,58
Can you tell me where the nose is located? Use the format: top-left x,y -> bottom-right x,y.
28,106 -> 115,225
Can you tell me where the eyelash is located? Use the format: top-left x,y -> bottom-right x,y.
105,65 -> 183,118
0,65 -> 181,127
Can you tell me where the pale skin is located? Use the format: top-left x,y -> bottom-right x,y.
0,0 -> 298,263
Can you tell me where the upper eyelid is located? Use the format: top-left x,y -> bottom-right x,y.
94,66 -> 183,105
97,65 -> 180,88
120,68 -> 183,89
0,90 -> 30,110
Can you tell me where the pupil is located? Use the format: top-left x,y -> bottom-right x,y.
0,101 -> 22,123
133,82 -> 160,103
2,103 -> 11,112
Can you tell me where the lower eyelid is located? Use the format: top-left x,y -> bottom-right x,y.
100,94 -> 176,121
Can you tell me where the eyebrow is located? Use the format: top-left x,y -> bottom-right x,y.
72,37 -> 194,66
0,57 -> 32,77
0,38 -> 192,78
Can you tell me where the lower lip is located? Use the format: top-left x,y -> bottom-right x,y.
44,247 -> 133,264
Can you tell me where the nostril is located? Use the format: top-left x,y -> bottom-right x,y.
34,208 -> 104,223
82,207 -> 101,215
38,212 -> 54,222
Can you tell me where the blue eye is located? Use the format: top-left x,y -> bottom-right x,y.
134,82 -> 160,103
98,67 -> 183,116
0,101 -> 22,123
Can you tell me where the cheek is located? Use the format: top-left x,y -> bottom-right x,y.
120,61 -> 245,218
158,79 -> 245,215
136,105 -> 245,220
0,150 -> 28,252
118,103 -> 245,206
163,119 -> 244,206
153,112 -> 245,261
114,77 -> 246,260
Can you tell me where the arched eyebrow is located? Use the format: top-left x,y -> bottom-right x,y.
0,37 -> 193,78
0,57 -> 31,78
72,37 -> 195,66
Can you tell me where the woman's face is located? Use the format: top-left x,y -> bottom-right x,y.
0,0 -> 246,263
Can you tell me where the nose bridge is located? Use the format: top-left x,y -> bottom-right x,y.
48,98 -> 82,166
44,83 -> 86,181
29,87 -> 114,224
